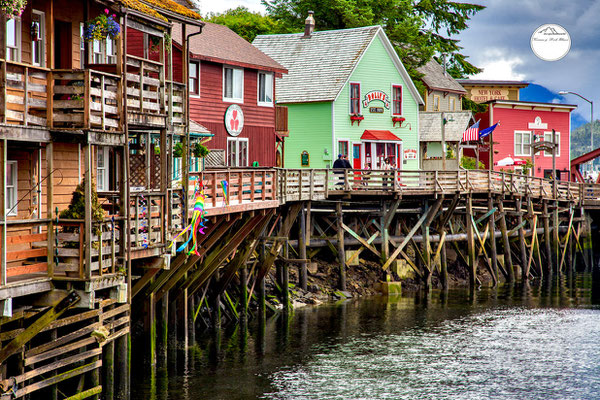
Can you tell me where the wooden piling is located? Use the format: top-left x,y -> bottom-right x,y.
282,243 -> 290,311
336,201 -> 347,290
553,200 -> 560,273
114,333 -> 129,400
240,264 -> 248,323
159,292 -> 168,363
188,294 -> 196,346
466,196 -> 477,287
299,203 -> 308,291
543,201 -> 553,275
440,242 -> 448,289
516,197 -> 528,280
498,199 -> 514,282
103,338 -> 114,400
211,270 -> 221,329
148,292 -> 156,366
488,197 -> 499,282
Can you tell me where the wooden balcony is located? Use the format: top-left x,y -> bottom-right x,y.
275,105 -> 289,137
0,61 -> 50,127
126,56 -> 166,128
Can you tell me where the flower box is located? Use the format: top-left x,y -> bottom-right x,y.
392,116 -> 405,127
350,114 -> 364,126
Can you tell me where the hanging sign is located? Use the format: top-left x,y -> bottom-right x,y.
363,90 -> 390,109
301,151 -> 310,167
224,104 -> 244,136
404,149 -> 417,159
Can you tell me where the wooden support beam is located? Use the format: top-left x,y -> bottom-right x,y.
543,201 -> 553,275
559,210 -> 574,272
0,291 -> 80,365
516,197 -> 528,280
526,216 -> 538,279
553,200 -> 560,272
466,196 -> 477,287
498,199 -> 514,282
299,204 -> 308,290
487,197 -> 499,282
336,201 -> 346,290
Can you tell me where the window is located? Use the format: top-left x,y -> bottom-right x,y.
223,67 -> 243,102
189,62 -> 200,96
80,23 -> 85,68
97,147 -> 109,192
32,11 -> 45,67
258,72 -> 273,106
433,95 -> 440,111
227,138 -> 249,167
392,85 -> 402,115
449,97 -> 456,111
338,140 -> 349,158
514,131 -> 532,156
350,83 -> 361,115
6,18 -> 21,62
6,161 -> 17,216
544,131 -> 560,156
91,38 -> 116,64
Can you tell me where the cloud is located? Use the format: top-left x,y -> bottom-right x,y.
472,49 -> 526,81
199,0 -> 266,14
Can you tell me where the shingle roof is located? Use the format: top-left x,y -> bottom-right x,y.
417,59 -> 466,94
172,22 -> 286,73
253,26 -> 423,104
115,0 -> 202,22
419,111 -> 473,142
457,79 -> 529,87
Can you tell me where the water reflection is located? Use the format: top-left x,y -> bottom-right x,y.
131,274 -> 600,400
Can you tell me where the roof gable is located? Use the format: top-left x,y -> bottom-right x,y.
417,59 -> 466,94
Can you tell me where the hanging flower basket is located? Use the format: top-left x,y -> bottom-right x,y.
84,8 -> 120,42
0,0 -> 27,17
392,116 -> 405,127
350,114 -> 364,126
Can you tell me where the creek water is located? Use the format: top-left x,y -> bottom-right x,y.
131,274 -> 600,399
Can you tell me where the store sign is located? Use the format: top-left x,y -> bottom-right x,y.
369,107 -> 384,113
225,104 -> 244,136
404,149 -> 417,160
471,88 -> 509,102
363,90 -> 390,109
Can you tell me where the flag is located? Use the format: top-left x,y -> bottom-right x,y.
462,120 -> 480,142
479,122 -> 499,139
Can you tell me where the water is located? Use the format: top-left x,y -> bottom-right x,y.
132,275 -> 600,400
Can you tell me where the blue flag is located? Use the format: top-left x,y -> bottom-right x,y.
479,122 -> 499,139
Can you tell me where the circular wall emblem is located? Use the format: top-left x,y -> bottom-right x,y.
224,104 -> 244,136
530,24 -> 571,61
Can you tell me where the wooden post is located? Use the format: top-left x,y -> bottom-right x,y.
440,241 -> 448,289
0,139 -> 6,289
543,201 -> 553,275
282,242 -> 290,311
553,200 -> 560,273
586,210 -> 594,270
188,294 -> 196,346
498,199 -> 514,282
336,201 -> 347,290
114,333 -> 129,400
148,292 -> 156,366
240,264 -> 248,323
84,144 -> 93,279
466,196 -> 477,287
299,203 -> 308,290
516,197 -> 528,280
159,291 -> 168,363
212,270 -> 221,329
487,197 -> 498,282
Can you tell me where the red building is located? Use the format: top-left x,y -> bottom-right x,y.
472,100 -> 577,179
173,23 -> 288,167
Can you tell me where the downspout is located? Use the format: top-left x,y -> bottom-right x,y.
122,9 -> 132,304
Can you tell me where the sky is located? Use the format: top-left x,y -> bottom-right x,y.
198,0 -> 595,127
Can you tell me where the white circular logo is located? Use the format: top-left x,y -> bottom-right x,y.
224,104 -> 244,137
530,24 -> 571,61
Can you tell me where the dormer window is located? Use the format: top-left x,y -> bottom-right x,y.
350,83 -> 361,114
223,67 -> 244,103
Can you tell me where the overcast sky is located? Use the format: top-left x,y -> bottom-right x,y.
198,0 -> 596,122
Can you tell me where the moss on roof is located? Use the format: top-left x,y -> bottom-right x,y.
117,0 -> 168,22
142,0 -> 202,20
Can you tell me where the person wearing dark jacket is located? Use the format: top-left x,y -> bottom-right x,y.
333,154 -> 345,169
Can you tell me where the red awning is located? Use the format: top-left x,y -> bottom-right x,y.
361,130 -> 402,141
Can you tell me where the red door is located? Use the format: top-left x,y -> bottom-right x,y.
353,144 -> 362,169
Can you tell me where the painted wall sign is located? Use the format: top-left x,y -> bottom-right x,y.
363,90 -> 390,109
404,149 -> 417,159
471,88 -> 509,102
224,104 -> 244,136
301,150 -> 310,167
369,107 -> 384,113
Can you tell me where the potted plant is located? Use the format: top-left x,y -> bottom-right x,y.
84,8 -> 120,42
392,116 -> 405,127
0,0 -> 27,17
192,142 -> 210,158
350,113 -> 364,126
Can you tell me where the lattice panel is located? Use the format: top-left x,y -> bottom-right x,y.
130,154 -> 146,188
205,149 -> 226,167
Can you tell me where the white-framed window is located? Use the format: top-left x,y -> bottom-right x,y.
80,23 -> 86,68
6,17 -> 21,62
227,137 -> 248,167
514,131 -> 532,156
543,131 -> 560,157
96,146 -> 110,192
32,11 -> 46,67
91,38 -> 116,64
433,95 -> 440,111
449,97 -> 456,111
257,72 -> 273,106
392,84 -> 402,115
189,61 -> 200,96
6,161 -> 17,216
223,67 -> 244,103
338,140 -> 349,158
350,82 -> 361,115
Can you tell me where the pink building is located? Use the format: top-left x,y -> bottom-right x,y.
471,100 -> 577,179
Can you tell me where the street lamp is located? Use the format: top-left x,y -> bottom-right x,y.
559,90 -> 594,171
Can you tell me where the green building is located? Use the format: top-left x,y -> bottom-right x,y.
253,20 -> 423,169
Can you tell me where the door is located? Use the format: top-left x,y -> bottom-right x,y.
353,144 -> 362,169
54,20 -> 72,69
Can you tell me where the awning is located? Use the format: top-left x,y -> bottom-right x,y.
361,130 -> 402,141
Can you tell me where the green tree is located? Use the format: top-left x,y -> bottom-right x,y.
262,0 -> 484,79
206,6 -> 288,42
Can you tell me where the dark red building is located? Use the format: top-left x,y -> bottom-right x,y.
173,22 -> 288,167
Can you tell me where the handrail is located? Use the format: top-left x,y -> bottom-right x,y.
126,54 -> 164,68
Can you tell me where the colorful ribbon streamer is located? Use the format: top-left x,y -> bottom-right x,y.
169,183 -> 208,256
221,180 -> 229,207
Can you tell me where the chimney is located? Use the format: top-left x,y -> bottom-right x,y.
303,11 -> 315,38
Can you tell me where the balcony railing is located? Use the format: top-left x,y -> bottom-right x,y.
126,55 -> 165,125
1,60 -> 50,127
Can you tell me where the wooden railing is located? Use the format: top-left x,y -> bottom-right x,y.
126,55 -> 164,119
166,80 -> 185,128
3,220 -> 50,282
189,169 -> 277,209
130,193 -> 165,251
0,60 -> 50,126
52,69 -> 121,131
275,105 -> 289,135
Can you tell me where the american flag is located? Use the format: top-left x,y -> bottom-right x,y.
462,120 -> 480,142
